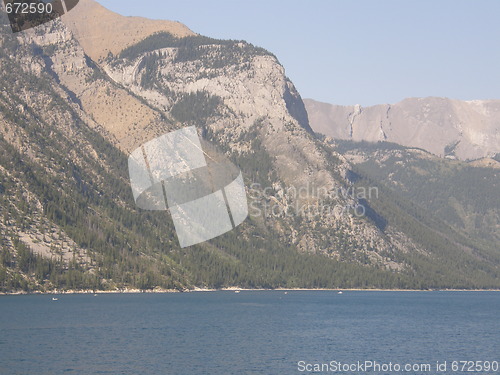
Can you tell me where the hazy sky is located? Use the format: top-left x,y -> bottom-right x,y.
98,0 -> 500,106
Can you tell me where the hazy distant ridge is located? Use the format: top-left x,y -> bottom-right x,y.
305,97 -> 500,160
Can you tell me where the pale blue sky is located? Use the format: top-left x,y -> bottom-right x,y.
97,0 -> 500,106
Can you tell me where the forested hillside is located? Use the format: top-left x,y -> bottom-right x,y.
0,24 -> 409,292
335,141 -> 499,249
0,6 -> 499,293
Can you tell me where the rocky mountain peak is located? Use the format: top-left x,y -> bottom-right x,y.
61,0 -> 195,61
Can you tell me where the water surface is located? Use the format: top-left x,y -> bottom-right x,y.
0,291 -> 498,374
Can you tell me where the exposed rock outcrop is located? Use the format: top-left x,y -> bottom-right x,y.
305,97 -> 500,160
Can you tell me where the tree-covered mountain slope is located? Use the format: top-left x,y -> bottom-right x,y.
335,140 -> 500,255
0,3 -> 498,292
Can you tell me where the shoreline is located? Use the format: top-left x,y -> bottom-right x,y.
1,287 -> 500,296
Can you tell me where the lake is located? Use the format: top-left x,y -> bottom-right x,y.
0,291 -> 498,374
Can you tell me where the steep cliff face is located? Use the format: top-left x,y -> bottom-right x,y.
305,97 -> 500,161
0,2 -> 498,292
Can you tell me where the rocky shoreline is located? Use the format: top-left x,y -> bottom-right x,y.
2,287 -> 499,296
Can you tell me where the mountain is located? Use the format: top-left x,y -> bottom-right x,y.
0,1 -> 499,293
61,0 -> 194,61
334,140 -> 500,252
304,97 -> 500,161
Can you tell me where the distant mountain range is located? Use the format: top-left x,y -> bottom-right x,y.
304,97 -> 500,161
0,0 -> 498,293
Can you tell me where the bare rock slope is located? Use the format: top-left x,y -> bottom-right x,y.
305,97 -> 500,160
62,0 -> 194,61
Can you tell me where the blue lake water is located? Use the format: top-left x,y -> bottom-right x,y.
0,291 -> 498,375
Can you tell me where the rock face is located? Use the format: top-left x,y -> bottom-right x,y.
305,97 -> 500,160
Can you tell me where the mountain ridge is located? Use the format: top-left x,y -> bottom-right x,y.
305,97 -> 500,161
0,4 -> 498,292
61,0 -> 195,61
